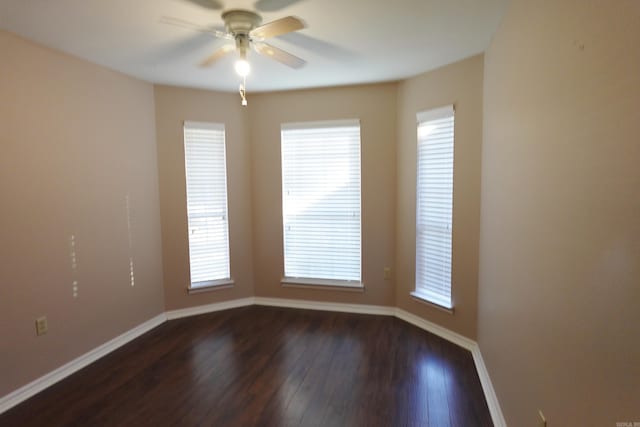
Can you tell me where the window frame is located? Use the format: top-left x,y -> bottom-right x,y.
412,106 -> 455,310
182,120 -> 233,292
280,119 -> 363,289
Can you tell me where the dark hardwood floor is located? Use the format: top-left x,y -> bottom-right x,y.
0,306 -> 493,426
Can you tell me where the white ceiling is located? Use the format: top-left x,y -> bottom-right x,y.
0,0 -> 508,92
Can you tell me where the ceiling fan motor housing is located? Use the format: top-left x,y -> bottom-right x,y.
222,9 -> 262,36
174,8 -> 306,70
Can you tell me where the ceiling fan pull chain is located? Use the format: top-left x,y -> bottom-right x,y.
239,77 -> 248,106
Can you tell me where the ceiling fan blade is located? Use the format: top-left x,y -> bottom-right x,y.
253,42 -> 306,68
279,32 -> 353,61
250,16 -> 306,40
199,45 -> 235,67
160,16 -> 231,39
254,0 -> 305,12
182,0 -> 224,10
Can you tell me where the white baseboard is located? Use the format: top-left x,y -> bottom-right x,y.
394,308 -> 476,350
0,313 -> 166,415
165,297 -> 255,320
254,296 -> 395,316
1,297 -> 506,426
470,344 -> 507,427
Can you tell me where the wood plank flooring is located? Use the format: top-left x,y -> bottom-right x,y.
0,306 -> 493,426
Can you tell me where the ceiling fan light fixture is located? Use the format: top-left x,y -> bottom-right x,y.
234,58 -> 251,77
165,8 -> 307,104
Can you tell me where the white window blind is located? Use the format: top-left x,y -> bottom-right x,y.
281,120 -> 362,284
183,121 -> 230,288
415,106 -> 455,308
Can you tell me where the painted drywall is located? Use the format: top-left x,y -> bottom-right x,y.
249,84 -> 397,305
396,55 -> 484,339
154,86 -> 254,310
0,31 -> 164,396
478,0 -> 640,425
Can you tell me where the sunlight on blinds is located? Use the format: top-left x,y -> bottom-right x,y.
415,106 -> 454,308
281,120 -> 361,283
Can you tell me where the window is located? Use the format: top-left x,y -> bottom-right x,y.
183,121 -> 231,289
414,106 -> 455,309
280,120 -> 362,287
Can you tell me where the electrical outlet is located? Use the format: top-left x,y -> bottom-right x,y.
383,267 -> 391,280
35,316 -> 48,336
538,409 -> 547,427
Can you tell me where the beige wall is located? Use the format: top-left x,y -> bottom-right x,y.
0,31 -> 165,396
154,86 -> 254,309
478,0 -> 640,425
249,84 -> 397,305
396,55 -> 484,339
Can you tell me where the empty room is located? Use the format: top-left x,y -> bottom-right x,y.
1,0 -> 638,426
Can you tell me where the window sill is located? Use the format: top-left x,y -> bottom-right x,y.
188,279 -> 234,295
281,277 -> 365,292
410,291 -> 454,314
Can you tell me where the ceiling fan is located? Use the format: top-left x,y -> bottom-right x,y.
161,0 -> 308,105
161,9 -> 307,74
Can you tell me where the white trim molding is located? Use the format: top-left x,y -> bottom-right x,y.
0,313 -> 166,415
470,345 -> 507,427
0,297 -> 506,426
165,297 -> 254,320
280,277 -> 364,290
394,308 -> 475,350
254,297 -> 395,316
